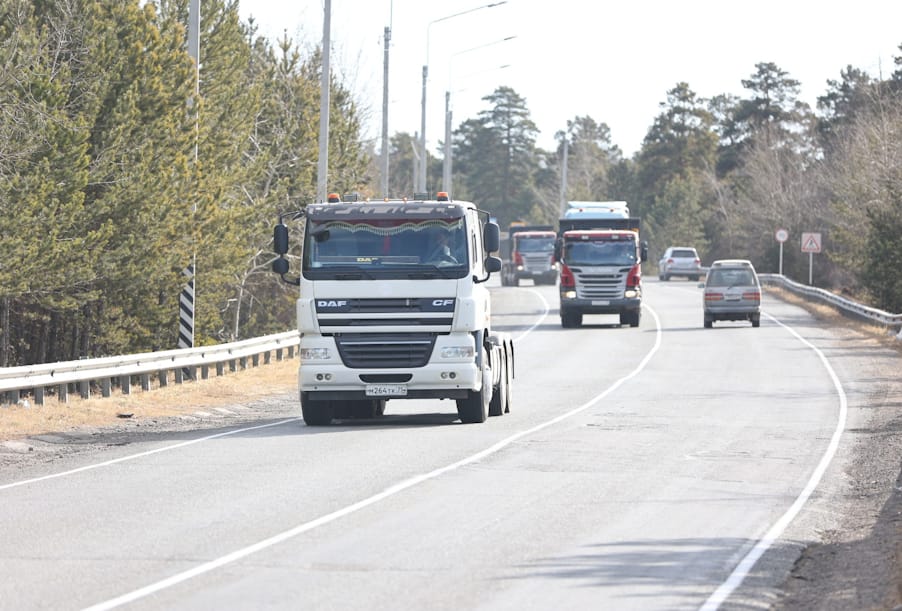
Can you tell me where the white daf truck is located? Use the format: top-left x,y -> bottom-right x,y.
272,193 -> 514,426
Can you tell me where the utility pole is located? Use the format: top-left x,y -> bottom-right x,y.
559,131 -> 569,216
381,26 -> 391,198
179,0 -> 200,361
316,0 -> 331,203
443,91 -> 451,194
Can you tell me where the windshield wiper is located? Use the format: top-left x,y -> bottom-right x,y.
407,265 -> 455,279
317,266 -> 375,280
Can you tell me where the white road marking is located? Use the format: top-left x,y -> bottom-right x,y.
0,420 -> 298,492
700,311 -> 848,610
83,303 -> 664,610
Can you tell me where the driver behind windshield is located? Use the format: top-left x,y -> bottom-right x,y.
424,229 -> 458,264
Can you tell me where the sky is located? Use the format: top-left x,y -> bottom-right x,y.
238,0 -> 902,158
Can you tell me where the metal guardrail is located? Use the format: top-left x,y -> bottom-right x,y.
759,273 -> 902,336
0,330 -> 300,406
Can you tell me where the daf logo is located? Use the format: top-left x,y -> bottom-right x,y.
317,300 -> 348,308
433,299 -> 454,307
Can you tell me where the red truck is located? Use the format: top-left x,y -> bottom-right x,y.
556,216 -> 648,328
500,224 -> 558,286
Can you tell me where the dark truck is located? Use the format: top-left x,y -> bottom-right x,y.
555,216 -> 648,328
500,224 -> 558,286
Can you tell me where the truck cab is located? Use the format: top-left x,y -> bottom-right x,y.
272,193 -> 514,426
500,224 -> 558,286
556,214 -> 648,328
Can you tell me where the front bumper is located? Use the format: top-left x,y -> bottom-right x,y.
559,295 -> 641,314
297,334 -> 481,400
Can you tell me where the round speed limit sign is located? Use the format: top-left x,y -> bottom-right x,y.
775,228 -> 789,243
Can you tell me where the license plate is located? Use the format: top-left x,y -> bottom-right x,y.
591,300 -> 610,306
366,384 -> 408,397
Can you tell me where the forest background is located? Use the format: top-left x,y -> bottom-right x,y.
2,0 -> 901,366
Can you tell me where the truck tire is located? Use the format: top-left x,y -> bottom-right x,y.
457,367 -> 490,423
347,399 -> 385,419
301,392 -> 333,426
620,310 -> 640,327
561,309 -> 582,328
488,349 -> 508,417
504,361 -> 512,413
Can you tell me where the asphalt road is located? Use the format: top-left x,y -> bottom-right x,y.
0,277 -> 898,610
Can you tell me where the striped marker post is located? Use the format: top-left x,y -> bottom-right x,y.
178,262 -> 195,380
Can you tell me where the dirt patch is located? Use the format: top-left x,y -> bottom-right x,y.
763,285 -> 902,610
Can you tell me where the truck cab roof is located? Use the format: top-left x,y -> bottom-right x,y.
563,229 -> 637,240
515,231 -> 557,238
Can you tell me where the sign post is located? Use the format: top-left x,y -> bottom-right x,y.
775,228 -> 788,275
800,232 -> 822,285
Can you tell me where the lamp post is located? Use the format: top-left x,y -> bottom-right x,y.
444,43 -> 514,195
316,0 -> 331,203
419,1 -> 507,194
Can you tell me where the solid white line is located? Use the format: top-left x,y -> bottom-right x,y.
83,305 -> 663,610
699,311 -> 848,610
0,419 -> 298,492
513,288 -> 551,342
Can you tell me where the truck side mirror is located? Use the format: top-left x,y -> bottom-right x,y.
640,240 -> 649,263
554,239 -> 562,262
272,257 -> 289,275
485,256 -> 502,273
273,223 -> 289,255
483,222 -> 500,253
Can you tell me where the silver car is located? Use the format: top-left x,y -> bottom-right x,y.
658,246 -> 702,281
701,259 -> 761,328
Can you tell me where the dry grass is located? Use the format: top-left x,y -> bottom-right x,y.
765,285 -> 902,352
0,358 -> 298,441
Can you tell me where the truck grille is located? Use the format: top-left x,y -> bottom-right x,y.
522,253 -> 552,271
572,268 -> 629,299
335,333 -> 437,368
316,298 -> 454,330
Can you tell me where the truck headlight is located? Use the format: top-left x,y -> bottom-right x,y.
562,290 -> 577,299
625,289 -> 638,298
299,347 -> 331,360
441,346 -> 475,359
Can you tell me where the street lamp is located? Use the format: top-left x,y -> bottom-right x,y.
419,1 -> 507,194
443,44 -> 514,195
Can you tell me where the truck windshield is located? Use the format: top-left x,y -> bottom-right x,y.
564,239 -> 636,266
303,217 -> 469,279
516,237 -> 555,252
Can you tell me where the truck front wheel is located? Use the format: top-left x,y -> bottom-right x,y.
457,367 -> 490,424
561,309 -> 582,328
620,310 -> 641,327
301,392 -> 333,426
